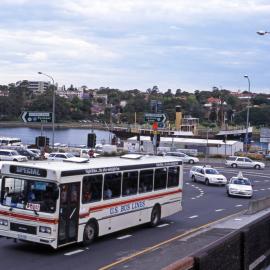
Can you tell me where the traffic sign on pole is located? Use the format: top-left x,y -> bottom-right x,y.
144,113 -> 167,124
21,111 -> 52,123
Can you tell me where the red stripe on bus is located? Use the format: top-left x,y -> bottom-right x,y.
79,189 -> 182,219
0,210 -> 58,224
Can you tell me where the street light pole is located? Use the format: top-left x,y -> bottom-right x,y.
38,72 -> 55,150
244,75 -> 251,154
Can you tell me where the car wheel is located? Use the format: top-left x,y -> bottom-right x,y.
150,205 -> 161,227
83,221 -> 97,246
227,190 -> 231,197
231,163 -> 237,168
13,159 -> 18,162
205,179 -> 209,186
254,164 -> 261,170
189,159 -> 195,164
192,175 -> 196,182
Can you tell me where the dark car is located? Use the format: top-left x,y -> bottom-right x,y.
16,148 -> 40,160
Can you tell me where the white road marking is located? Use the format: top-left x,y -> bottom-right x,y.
215,209 -> 225,212
253,190 -> 258,192
254,180 -> 260,183
234,218 -> 242,221
189,215 -> 198,219
268,188 -> 270,190
260,189 -> 266,191
64,249 -> 84,256
191,197 -> 196,200
117,235 -> 132,240
157,223 -> 170,228
235,204 -> 243,207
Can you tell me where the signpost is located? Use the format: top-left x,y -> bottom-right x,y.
144,113 -> 167,124
21,111 -> 52,123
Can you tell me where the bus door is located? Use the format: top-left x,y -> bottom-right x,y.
58,183 -> 80,246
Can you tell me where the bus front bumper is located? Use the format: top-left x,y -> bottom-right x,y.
0,228 -> 58,249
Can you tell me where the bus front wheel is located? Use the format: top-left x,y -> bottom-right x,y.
150,205 -> 161,227
83,221 -> 97,246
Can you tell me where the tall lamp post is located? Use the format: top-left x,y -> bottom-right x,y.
244,75 -> 251,154
38,72 -> 55,150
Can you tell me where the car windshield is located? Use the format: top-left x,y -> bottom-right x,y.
1,177 -> 59,213
205,169 -> 219,175
66,153 -> 74,158
232,178 -> 251,186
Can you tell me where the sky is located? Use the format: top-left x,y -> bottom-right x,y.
1,0 -> 270,93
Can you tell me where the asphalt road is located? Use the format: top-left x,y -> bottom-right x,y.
1,163 -> 270,270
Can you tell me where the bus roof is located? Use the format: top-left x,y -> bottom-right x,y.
1,155 -> 182,181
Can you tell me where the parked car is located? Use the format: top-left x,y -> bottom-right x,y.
0,149 -> 28,162
16,148 -> 40,160
164,152 -> 199,164
226,172 -> 253,198
47,152 -> 75,161
225,156 -> 265,169
189,165 -> 227,185
28,148 -> 42,157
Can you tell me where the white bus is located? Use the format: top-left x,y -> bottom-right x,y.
0,154 -> 183,249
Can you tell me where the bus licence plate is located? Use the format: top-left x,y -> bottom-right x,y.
18,234 -> 27,240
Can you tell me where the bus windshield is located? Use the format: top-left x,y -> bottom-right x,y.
1,177 -> 59,213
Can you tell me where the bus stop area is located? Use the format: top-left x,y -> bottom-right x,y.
108,198 -> 270,270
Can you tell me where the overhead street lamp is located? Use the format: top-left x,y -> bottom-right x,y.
244,75 -> 251,154
256,30 -> 270,36
38,72 -> 55,150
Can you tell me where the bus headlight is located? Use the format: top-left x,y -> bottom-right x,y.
39,226 -> 51,234
0,219 -> 8,226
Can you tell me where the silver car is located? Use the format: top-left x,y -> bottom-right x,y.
0,149 -> 28,162
165,152 -> 199,164
225,156 -> 265,170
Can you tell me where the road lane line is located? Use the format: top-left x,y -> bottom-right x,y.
157,223 -> 170,228
64,249 -> 84,256
234,218 -> 242,221
99,210 -> 245,270
189,215 -> 198,219
117,235 -> 132,240
235,204 -> 243,207
215,209 -> 225,212
261,189 -> 266,191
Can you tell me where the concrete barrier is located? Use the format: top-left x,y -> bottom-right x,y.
162,257 -> 194,270
246,196 -> 270,215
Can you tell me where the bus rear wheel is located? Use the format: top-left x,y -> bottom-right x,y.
83,221 -> 97,246
150,205 -> 161,227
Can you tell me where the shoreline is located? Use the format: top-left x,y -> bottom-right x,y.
0,121 -> 109,131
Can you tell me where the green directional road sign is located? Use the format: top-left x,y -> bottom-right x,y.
21,111 -> 52,123
144,113 -> 167,124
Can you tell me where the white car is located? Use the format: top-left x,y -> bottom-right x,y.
226,172 -> 253,198
189,165 -> 227,185
225,156 -> 265,170
164,152 -> 199,164
48,152 -> 89,163
0,149 -> 28,162
47,152 -> 75,161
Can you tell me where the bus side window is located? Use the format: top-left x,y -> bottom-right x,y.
139,170 -> 153,193
82,174 -> 102,203
154,168 -> 167,191
167,166 -> 180,188
122,171 -> 138,196
103,172 -> 121,200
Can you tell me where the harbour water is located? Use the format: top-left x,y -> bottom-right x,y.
0,127 -> 113,147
